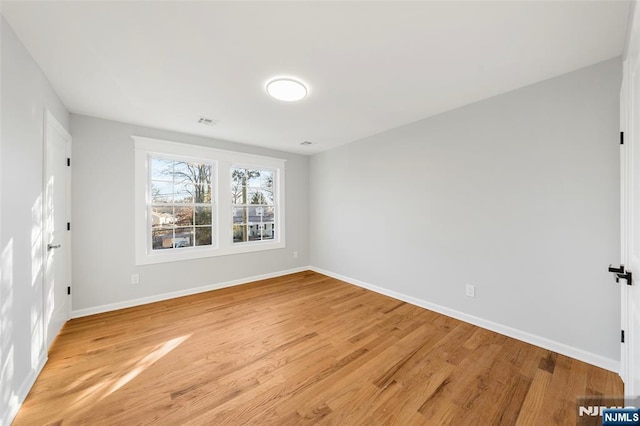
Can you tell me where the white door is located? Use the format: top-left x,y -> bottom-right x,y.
43,111 -> 71,350
620,3 -> 640,401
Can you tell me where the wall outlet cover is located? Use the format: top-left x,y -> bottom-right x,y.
465,284 -> 475,298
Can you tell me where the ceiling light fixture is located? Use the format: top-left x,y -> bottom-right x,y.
266,78 -> 308,102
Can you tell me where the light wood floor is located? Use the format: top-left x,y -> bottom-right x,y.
14,271 -> 622,425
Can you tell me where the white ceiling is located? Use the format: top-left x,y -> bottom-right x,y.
1,1 -> 631,155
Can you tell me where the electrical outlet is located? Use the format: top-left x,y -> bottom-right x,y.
131,274 -> 140,285
465,284 -> 475,298
293,251 -> 298,259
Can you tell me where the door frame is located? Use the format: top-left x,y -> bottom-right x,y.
620,0 -> 640,400
42,109 -> 72,350
620,54 -> 631,397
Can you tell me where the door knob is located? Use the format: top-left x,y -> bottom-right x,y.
47,244 -> 61,251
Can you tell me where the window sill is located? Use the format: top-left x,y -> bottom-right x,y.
135,240 -> 286,265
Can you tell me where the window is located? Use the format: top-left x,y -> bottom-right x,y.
149,157 -> 214,250
134,136 -> 285,265
231,167 -> 275,243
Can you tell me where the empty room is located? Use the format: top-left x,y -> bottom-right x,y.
2,1 -> 640,424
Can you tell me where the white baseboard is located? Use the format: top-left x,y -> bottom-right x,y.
71,266 -> 310,318
68,264 -> 620,373
309,266 -> 620,374
3,354 -> 48,426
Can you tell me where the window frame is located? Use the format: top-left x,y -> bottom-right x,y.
231,163 -> 278,245
134,136 -> 286,265
148,154 -> 217,252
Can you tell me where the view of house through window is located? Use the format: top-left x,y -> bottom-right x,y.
231,166 -> 275,243
149,157 -> 214,250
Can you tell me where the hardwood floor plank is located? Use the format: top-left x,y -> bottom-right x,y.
13,271 -> 623,425
515,368 -> 553,425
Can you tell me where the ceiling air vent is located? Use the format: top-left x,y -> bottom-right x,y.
197,117 -> 218,126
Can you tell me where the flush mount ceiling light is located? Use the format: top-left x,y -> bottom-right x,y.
266,78 -> 308,102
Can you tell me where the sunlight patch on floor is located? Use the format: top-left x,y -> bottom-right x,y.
60,334 -> 192,419
107,335 -> 191,396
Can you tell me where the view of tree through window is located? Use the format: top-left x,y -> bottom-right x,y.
231,167 -> 275,243
149,157 -> 214,250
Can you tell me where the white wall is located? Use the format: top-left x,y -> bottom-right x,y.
0,16 -> 70,425
310,58 -> 622,368
70,114 -> 309,314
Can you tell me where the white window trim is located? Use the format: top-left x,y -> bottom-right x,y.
134,136 -> 286,265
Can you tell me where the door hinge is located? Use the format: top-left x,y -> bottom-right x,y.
67,158 -> 71,167
67,222 -> 71,231
621,329 -> 625,343
620,131 -> 624,145
67,286 -> 71,295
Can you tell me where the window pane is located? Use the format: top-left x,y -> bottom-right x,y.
195,226 -> 212,246
193,163 -> 212,186
152,228 -> 174,250
174,161 -> 212,186
247,224 -> 259,241
246,172 -> 261,188
151,181 -> 173,203
232,207 -> 246,224
233,224 -> 247,243
264,188 -> 274,205
237,168 -> 261,188
262,223 -> 275,240
151,206 -> 175,227
248,189 -> 271,205
194,184 -> 211,203
247,206 -> 264,222
174,182 -> 195,203
174,207 -> 194,226
231,168 -> 262,190
262,206 -> 275,222
234,187 -> 248,204
231,168 -> 245,189
151,158 -> 173,181
245,206 -> 274,222
261,170 -> 273,188
173,161 -> 191,182
195,206 -> 212,226
247,223 -> 273,241
231,184 -> 243,205
174,227 -> 194,248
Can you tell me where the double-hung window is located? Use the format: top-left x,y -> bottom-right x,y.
231,166 -> 276,243
149,157 -> 215,250
134,136 -> 285,265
